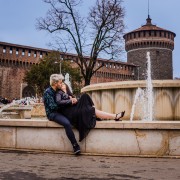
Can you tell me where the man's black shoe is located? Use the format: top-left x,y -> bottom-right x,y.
73,143 -> 81,155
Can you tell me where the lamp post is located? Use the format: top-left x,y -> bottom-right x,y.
59,55 -> 64,74
55,55 -> 63,74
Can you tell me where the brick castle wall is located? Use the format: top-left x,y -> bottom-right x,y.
127,48 -> 173,80
0,42 -> 48,99
0,67 -> 27,99
0,42 -> 135,99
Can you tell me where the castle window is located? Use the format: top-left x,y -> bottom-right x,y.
143,31 -> 146,37
3,46 -> 6,53
160,31 -> 162,37
34,51 -> 37,57
19,61 -> 22,66
154,31 -> 157,36
40,51 -> 43,58
21,49 -> 25,56
28,50 -> 31,57
16,48 -> 19,55
149,31 -> 151,36
10,47 -> 13,54
172,35 -> 174,40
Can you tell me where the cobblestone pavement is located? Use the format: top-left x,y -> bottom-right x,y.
0,150 -> 180,180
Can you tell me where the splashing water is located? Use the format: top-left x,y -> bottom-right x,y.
64,73 -> 73,93
0,97 -> 38,119
130,88 -> 143,121
130,52 -> 154,121
0,100 -> 17,113
0,101 -> 16,118
146,52 -> 154,121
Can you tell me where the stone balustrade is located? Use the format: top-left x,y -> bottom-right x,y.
0,104 -> 46,119
0,106 -> 33,119
81,80 -> 180,120
31,103 -> 46,117
0,119 -> 180,157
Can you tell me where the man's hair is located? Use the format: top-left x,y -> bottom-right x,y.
50,74 -> 64,86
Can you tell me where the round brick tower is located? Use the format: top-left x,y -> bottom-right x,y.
123,16 -> 176,80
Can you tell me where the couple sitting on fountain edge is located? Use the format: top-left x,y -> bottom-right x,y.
43,74 -> 125,155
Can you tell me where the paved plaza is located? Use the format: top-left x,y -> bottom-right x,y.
0,150 -> 179,180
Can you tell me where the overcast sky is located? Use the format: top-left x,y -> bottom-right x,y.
0,0 -> 179,77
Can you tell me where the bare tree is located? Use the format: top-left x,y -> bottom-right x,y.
37,0 -> 125,86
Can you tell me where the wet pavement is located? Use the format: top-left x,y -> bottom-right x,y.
0,150 -> 180,180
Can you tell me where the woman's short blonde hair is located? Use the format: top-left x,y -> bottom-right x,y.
50,74 -> 64,86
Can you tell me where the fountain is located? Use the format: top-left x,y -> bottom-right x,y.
0,53 -> 179,157
77,55 -> 180,157
81,52 -> 180,120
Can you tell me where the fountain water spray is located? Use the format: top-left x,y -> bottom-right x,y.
64,73 -> 73,93
130,52 -> 154,121
146,52 -> 154,121
130,88 -> 142,121
0,97 -> 38,119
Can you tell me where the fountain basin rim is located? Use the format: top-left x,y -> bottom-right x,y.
81,80 -> 180,92
0,119 -> 180,130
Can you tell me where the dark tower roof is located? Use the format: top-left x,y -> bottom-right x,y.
124,16 -> 176,37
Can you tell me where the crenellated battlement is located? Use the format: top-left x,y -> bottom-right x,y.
0,41 -> 137,99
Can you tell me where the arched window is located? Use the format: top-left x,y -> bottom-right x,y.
154,31 -> 157,36
10,47 -> 13,54
143,31 -> 146,37
3,46 -> 6,53
149,31 -> 151,36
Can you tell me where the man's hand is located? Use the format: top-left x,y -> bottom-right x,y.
71,98 -> 78,104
